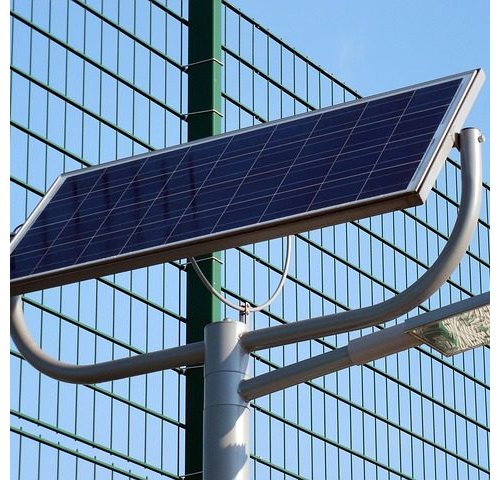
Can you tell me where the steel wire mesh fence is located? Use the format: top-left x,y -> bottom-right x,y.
10,1 -> 489,478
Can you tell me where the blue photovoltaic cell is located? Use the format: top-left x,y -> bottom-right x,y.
11,75 -> 467,288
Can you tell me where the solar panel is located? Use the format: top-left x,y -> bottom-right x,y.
10,69 -> 484,295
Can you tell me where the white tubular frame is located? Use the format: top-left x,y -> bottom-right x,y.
9,128 -> 485,480
240,128 -> 484,353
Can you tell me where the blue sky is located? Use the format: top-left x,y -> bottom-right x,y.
229,0 -> 490,180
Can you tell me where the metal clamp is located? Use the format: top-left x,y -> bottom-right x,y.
182,57 -> 224,72
182,108 -> 224,121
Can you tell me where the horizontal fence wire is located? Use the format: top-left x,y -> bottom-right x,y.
10,0 -> 489,479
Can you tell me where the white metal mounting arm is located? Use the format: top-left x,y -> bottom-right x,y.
9,128 -> 484,386
239,292 -> 489,401
240,128 -> 484,352
10,295 -> 205,384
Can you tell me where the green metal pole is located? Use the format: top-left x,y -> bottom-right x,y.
185,1 -> 222,479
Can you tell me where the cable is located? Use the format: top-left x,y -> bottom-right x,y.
188,235 -> 293,314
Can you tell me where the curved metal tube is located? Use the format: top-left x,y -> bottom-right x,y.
241,128 -> 484,352
10,295 -> 205,384
240,291 -> 490,401
9,129 -> 484,382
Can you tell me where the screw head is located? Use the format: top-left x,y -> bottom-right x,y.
478,134 -> 486,143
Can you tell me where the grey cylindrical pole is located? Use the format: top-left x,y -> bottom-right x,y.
204,320 -> 250,480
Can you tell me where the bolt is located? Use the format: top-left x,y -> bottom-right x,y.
478,134 -> 486,143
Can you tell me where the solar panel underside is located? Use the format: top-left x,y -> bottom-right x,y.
11,71 -> 483,294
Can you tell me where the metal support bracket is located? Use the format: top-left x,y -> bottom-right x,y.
237,127 -> 484,401
182,255 -> 224,269
182,57 -> 224,72
240,128 -> 484,352
182,108 -> 224,121
9,128 -> 483,385
239,291 -> 489,401
9,128 -> 484,480
10,295 -> 205,384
